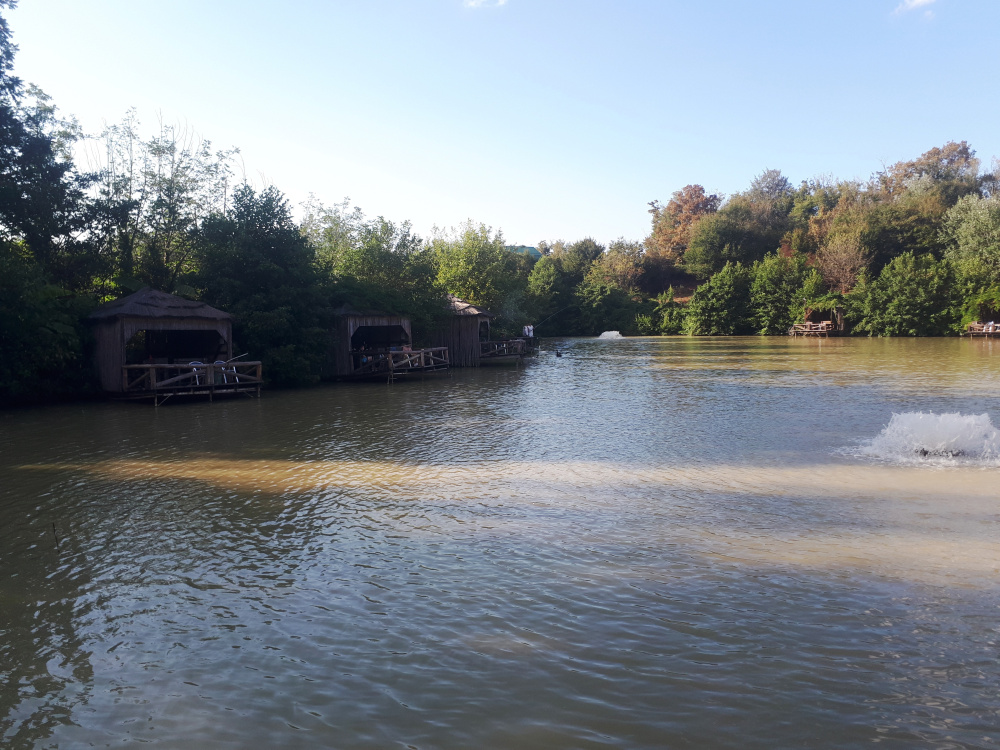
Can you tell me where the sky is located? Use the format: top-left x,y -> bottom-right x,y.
6,0 -> 1000,247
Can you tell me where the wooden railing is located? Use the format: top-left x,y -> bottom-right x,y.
789,322 -> 835,337
350,348 -> 449,376
480,339 -> 526,358
121,361 -> 263,398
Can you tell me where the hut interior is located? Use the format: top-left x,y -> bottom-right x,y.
351,324 -> 411,351
125,329 -> 228,365
332,306 -> 448,378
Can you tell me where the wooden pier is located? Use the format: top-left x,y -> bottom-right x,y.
789,321 -> 838,337
119,361 -> 262,404
966,322 -> 1000,337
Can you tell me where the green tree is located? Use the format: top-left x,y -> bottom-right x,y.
685,262 -> 754,335
750,252 -> 807,334
851,251 -> 957,336
588,238 -> 644,293
942,194 -> 1000,274
878,141 -> 980,206
195,184 -> 327,385
940,194 -> 1000,325
575,263 -> 643,335
300,194 -> 366,271
551,237 -> 604,284
683,174 -> 791,281
430,221 -> 527,331
0,241 -> 91,402
0,85 -> 92,287
645,184 -> 720,290
652,286 -> 687,335
91,113 -> 236,292
326,214 -> 445,342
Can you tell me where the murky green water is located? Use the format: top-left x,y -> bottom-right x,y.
3,337 -> 1000,749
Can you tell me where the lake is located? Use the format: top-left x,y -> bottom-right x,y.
2,336 -> 1000,748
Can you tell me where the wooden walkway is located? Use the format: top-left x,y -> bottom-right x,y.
349,347 -> 449,379
480,339 -> 527,363
120,361 -> 263,404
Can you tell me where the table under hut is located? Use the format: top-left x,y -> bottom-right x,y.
789,306 -> 845,337
330,306 -> 449,380
89,288 -> 262,404
428,295 -> 526,366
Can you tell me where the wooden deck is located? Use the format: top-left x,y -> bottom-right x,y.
966,322 -> 1000,337
480,339 -> 526,363
119,361 -> 262,404
348,347 -> 449,379
789,322 -> 838,337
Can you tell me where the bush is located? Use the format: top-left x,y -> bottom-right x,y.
750,253 -> 807,334
686,262 -> 754,335
850,251 -> 958,336
0,243 -> 93,403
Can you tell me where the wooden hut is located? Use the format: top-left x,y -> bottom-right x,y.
789,306 -> 845,337
89,288 -> 261,400
330,305 -> 448,379
428,295 -> 526,366
427,296 -> 493,367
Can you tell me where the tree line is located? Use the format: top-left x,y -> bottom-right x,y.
2,0 -> 999,404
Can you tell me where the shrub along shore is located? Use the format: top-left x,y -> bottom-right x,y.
2,3 -> 998,405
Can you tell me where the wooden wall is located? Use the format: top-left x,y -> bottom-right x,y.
428,316 -> 483,367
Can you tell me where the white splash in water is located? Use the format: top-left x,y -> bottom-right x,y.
598,331 -> 624,339
850,412 -> 1000,466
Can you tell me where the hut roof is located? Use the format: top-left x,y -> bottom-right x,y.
89,288 -> 232,321
446,295 -> 494,318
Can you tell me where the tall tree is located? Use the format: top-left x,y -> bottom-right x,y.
646,184 -> 721,265
92,114 -> 236,291
877,141 -> 980,205
195,184 -> 326,385
430,221 -> 520,316
0,2 -> 94,289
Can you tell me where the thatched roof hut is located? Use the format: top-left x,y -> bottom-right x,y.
89,288 -> 233,392
427,295 -> 494,367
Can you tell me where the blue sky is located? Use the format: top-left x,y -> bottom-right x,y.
7,0 -> 999,246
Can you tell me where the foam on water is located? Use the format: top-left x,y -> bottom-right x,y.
850,411 -> 1000,466
598,330 -> 624,339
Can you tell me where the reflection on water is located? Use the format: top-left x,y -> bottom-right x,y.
2,337 -> 1000,748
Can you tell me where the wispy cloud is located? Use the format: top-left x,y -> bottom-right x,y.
894,0 -> 936,14
464,0 -> 508,7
